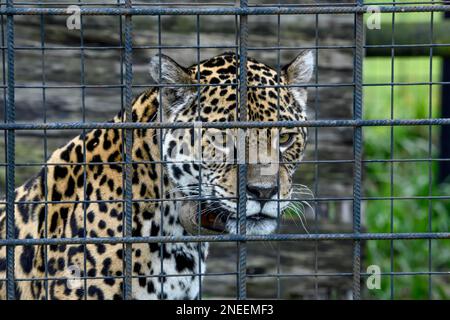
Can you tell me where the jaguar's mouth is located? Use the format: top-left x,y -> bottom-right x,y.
199,203 -> 229,233
198,202 -> 279,234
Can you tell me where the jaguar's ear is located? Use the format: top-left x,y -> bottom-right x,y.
282,50 -> 314,107
149,54 -> 196,116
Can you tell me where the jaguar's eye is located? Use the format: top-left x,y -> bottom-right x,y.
279,133 -> 294,147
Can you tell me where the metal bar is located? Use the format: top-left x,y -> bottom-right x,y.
0,118 -> 448,130
4,156 -> 450,167
195,13 -> 203,300
38,0 -> 49,300
4,270 -> 449,283
8,42 -> 450,53
0,0 -> 6,211
5,193 -> 450,206
6,81 -> 450,89
0,1 -> 447,7
5,44 -> 357,50
352,0 -> 364,300
78,0 -> 88,299
1,6 -> 450,15
3,193 -> 450,207
427,11 -> 435,300
157,13 -> 165,300
117,0 -> 126,301
389,1 -> 396,299
313,6 -> 320,299
123,0 -> 133,300
237,0 -> 248,301
5,0 -> 15,301
275,0 -> 282,299
0,232 -> 448,246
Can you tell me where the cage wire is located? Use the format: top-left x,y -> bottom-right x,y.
0,0 -> 449,300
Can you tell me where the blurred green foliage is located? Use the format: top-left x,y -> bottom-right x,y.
363,7 -> 448,300
363,55 -> 450,299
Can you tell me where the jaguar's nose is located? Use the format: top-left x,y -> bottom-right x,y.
246,184 -> 279,206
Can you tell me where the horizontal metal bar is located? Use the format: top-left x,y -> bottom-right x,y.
4,270 -> 448,283
6,83 -> 357,89
2,157 -> 449,168
0,1 -> 238,6
365,43 -> 450,49
10,45 -> 239,51
0,232 -> 447,246
2,1 -> 446,8
364,81 -> 450,87
0,6 -> 450,16
364,1 -> 449,6
10,43 -> 450,54
12,44 -> 450,53
0,196 -> 237,206
8,44 -> 356,51
0,119 -> 449,131
9,272 -> 238,283
247,271 -> 450,278
6,81 -> 450,90
251,2 -> 450,7
2,193 -> 450,207
363,158 -> 450,163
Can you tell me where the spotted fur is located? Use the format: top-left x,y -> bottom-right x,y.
0,51 -> 313,299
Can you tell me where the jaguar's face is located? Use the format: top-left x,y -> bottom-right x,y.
150,52 -> 313,235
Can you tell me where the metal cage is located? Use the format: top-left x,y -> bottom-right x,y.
0,0 -> 449,300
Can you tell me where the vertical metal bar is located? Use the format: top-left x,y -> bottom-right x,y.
275,1 -> 282,299
233,11 -> 240,294
38,1 -> 49,299
389,3 -> 396,300
313,8 -> 320,300
0,0 -> 6,201
117,0 -> 126,299
123,0 -> 133,300
237,0 -> 248,300
427,11 -> 434,300
157,14 -> 164,299
233,5 -> 239,238
195,14 -> 203,300
5,0 -> 15,300
78,0 -> 88,300
352,0 -> 364,300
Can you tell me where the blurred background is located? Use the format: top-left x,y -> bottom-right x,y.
0,0 -> 448,299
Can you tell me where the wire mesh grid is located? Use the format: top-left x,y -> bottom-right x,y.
0,0 -> 449,300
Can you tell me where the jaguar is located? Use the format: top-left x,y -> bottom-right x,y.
0,51 -> 314,299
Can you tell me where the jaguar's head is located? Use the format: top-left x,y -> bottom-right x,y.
149,52 -> 313,235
